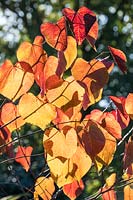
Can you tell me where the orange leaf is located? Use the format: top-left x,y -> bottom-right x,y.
15,146 -> 33,171
110,96 -> 127,116
95,130 -> 116,171
41,16 -> 67,51
108,46 -> 127,73
57,36 -> 77,75
45,145 -> 92,187
18,93 -> 56,130
53,107 -> 81,130
35,56 -> 60,96
34,176 -> 55,200
124,185 -> 133,200
64,36 -> 77,68
44,126 -> 77,158
101,186 -> 117,200
0,60 -> 34,101
46,76 -> 84,112
17,36 -> 47,67
125,93 -> 133,120
85,109 -> 122,139
101,113 -> 122,140
71,58 -> 108,109
63,179 -> 84,200
1,103 -> 25,132
85,109 -> 104,123
110,96 -> 130,129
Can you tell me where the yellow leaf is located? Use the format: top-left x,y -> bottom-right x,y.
19,93 -> 56,130
44,126 -> 77,158
34,177 -> 55,200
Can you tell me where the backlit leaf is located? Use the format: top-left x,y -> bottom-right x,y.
125,93 -> 133,120
35,56 -> 62,96
57,36 -> 77,75
110,96 -> 130,129
106,173 -> 116,187
41,16 -> 67,51
15,146 -> 33,171
123,138 -> 133,175
94,127 -> 116,171
101,113 -> 122,140
53,107 -> 81,130
46,76 -> 84,112
62,7 -> 96,45
0,120 -> 12,155
17,36 -> 47,67
108,46 -> 127,73
34,176 -> 55,200
79,120 -> 105,159
63,179 -> 84,200
101,186 -> 117,200
71,58 -> 108,109
44,126 -> 77,158
45,145 -> 92,187
1,103 -> 25,132
124,185 -> 133,200
79,120 -> 116,171
86,20 -> 98,50
19,93 -> 56,130
0,60 -> 34,101
86,109 -> 122,139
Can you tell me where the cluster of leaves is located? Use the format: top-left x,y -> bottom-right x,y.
0,6 -> 133,200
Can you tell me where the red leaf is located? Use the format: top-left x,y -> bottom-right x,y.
62,7 -> 97,45
101,113 -> 122,140
40,16 -> 67,51
86,109 -> 122,140
101,186 -> 117,200
0,120 -> 12,156
108,46 -> 127,73
63,179 -> 84,200
110,96 -> 130,129
15,146 -> 33,172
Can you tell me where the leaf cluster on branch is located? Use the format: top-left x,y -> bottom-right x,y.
0,6 -> 133,200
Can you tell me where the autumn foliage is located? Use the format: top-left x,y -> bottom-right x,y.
0,6 -> 133,200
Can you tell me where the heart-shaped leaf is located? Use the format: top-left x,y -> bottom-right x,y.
44,126 -> 77,158
108,46 -> 127,73
63,179 -> 84,200
62,7 -> 97,45
41,16 -> 67,51
15,146 -> 33,171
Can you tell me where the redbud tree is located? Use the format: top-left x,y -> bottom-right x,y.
0,6 -> 133,200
